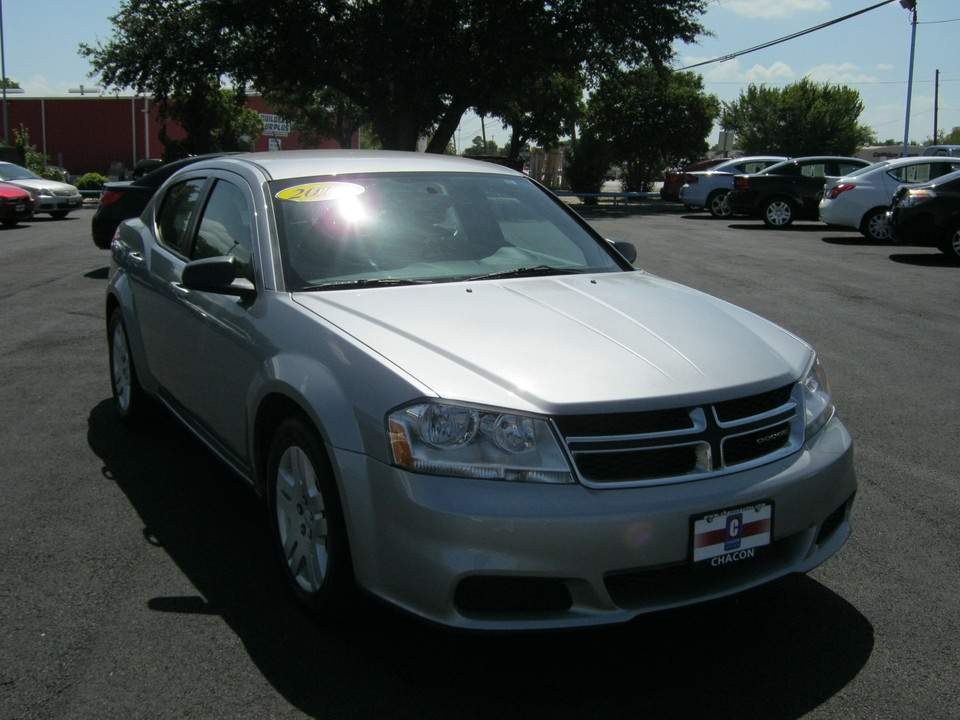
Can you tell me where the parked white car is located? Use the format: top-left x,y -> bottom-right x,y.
679,156 -> 789,217
819,156 -> 960,240
0,162 -> 82,219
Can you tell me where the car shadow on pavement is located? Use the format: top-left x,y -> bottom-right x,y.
888,252 -> 960,267
727,223 -> 827,232
87,399 -> 874,720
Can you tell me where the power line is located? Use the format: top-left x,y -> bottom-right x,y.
679,0 -> 900,71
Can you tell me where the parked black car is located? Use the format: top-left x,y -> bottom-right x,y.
887,168 -> 960,259
91,153 -> 237,248
727,156 -> 871,227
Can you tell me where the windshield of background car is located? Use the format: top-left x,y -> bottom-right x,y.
270,172 -> 625,290
0,164 -> 40,181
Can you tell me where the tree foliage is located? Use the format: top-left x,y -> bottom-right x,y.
936,126 -> 960,145
722,79 -> 874,156
581,67 -> 720,192
83,0 -> 709,152
157,85 -> 264,159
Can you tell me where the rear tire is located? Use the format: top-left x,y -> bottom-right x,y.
860,208 -> 891,242
108,308 -> 148,424
939,222 -> 960,260
762,197 -> 796,227
707,190 -> 732,219
267,417 -> 353,614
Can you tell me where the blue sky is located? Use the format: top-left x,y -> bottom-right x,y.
2,0 -> 957,147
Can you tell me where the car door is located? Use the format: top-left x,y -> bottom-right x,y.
174,174 -> 264,461
133,171 -> 263,462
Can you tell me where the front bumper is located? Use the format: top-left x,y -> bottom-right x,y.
36,195 -> 82,213
334,416 -> 856,630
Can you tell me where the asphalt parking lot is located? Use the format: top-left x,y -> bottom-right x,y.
1,204 -> 957,719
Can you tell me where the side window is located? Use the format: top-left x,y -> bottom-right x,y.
194,180 -> 255,281
893,164 -> 933,183
157,179 -> 205,255
800,163 -> 827,178
740,161 -> 772,174
930,162 -> 960,179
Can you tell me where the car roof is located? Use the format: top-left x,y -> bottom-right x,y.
195,150 -> 524,181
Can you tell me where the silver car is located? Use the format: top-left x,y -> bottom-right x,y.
0,161 -> 82,218
106,150 -> 856,630
678,156 -> 788,217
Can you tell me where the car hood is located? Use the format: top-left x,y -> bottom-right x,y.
292,271 -> 811,414
5,178 -> 79,195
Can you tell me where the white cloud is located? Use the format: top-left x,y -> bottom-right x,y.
724,0 -> 830,19
21,74 -> 55,96
805,63 -> 878,84
875,63 -> 893,71
703,59 -> 796,85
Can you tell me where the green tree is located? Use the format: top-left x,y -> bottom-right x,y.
722,79 -> 873,156
2,77 -> 21,89
935,126 -> 960,145
565,130 -> 614,199
462,135 -> 503,157
583,67 -> 720,192
157,84 -> 264,159
83,0 -> 709,153
487,72 -> 586,160
12,126 -> 60,179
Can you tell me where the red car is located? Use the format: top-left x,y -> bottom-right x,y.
0,182 -> 36,228
660,158 -> 730,203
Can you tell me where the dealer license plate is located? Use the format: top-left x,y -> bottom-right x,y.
692,502 -> 772,564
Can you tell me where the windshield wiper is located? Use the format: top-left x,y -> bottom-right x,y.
465,265 -> 584,282
300,277 -> 435,291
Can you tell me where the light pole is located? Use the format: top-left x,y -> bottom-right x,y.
1,0 -> 8,146
901,0 -> 918,158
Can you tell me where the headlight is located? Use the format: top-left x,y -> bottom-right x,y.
801,356 -> 835,439
388,402 -> 574,484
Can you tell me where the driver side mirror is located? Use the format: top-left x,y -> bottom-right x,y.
608,239 -> 637,264
180,256 -> 256,299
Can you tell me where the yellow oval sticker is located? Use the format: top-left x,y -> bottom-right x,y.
275,182 -> 365,203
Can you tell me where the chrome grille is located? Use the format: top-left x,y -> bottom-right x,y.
555,384 -> 802,487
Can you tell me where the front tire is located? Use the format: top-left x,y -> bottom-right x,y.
762,197 -> 796,227
707,190 -> 732,218
860,208 -> 891,241
108,308 -> 148,424
267,417 -> 353,613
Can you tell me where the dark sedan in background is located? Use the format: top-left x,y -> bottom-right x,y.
727,156 -> 871,227
888,168 -> 960,259
91,153 -> 236,248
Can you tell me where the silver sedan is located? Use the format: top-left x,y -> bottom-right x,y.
106,150 -> 856,629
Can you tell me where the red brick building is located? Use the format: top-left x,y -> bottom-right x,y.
4,94 -> 354,178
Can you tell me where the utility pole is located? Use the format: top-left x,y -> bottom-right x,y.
900,0 -> 918,158
933,69 -> 940,143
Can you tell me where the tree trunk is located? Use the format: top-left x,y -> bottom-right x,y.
426,99 -> 469,154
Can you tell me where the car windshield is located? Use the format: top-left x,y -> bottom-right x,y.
0,164 -> 40,181
270,172 -> 625,291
